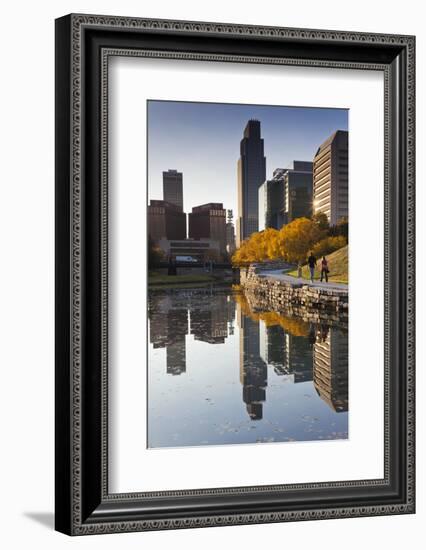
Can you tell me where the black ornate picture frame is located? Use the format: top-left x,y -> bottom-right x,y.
55,14 -> 415,535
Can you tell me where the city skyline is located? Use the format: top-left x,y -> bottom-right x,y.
147,100 -> 350,450
147,100 -> 349,218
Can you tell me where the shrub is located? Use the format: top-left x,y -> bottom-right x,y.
312,235 -> 347,258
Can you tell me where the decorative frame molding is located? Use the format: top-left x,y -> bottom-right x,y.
55,14 -> 415,535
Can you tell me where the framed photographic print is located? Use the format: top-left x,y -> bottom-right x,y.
55,14 -> 415,535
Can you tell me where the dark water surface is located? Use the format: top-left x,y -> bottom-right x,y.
148,285 -> 348,448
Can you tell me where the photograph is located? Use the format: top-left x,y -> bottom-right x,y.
52,10 -> 415,537
147,100 -> 349,449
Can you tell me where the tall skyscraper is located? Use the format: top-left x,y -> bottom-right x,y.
163,169 -> 183,211
258,168 -> 286,231
188,203 -> 226,255
258,162 -> 313,230
237,120 -> 266,246
283,161 -> 314,224
313,130 -> 348,225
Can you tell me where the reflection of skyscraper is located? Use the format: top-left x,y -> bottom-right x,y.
163,169 -> 183,211
259,322 -> 286,368
190,292 -> 228,344
313,328 -> 348,412
258,318 -> 313,381
165,307 -> 188,375
282,333 -> 313,382
237,120 -> 266,246
237,306 -> 267,420
226,294 -> 236,335
148,293 -> 188,375
149,293 -> 171,348
268,327 -> 312,384
149,289 -> 236,377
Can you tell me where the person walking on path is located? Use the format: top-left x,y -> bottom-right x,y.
307,252 -> 317,283
320,255 -> 329,283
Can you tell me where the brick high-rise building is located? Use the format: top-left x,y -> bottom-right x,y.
237,120 -> 266,246
313,130 -> 348,225
188,203 -> 226,255
163,169 -> 183,211
148,199 -> 186,242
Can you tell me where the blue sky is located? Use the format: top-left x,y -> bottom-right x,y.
147,100 -> 348,216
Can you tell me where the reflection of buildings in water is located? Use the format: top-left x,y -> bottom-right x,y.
259,323 -> 286,368
190,292 -> 229,344
284,334 -> 314,383
148,293 -> 188,375
166,341 -> 186,375
149,289 -> 237,375
165,308 -> 188,375
226,294 -> 236,336
259,320 -> 313,383
313,328 -> 349,412
237,306 -> 267,420
237,302 -> 348,421
149,294 -> 172,349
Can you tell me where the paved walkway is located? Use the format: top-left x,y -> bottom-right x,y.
260,269 -> 349,292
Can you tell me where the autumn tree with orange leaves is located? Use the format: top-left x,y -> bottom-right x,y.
232,217 -> 327,267
232,227 -> 281,266
278,217 -> 324,264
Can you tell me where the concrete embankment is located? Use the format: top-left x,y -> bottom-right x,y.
240,263 -> 348,325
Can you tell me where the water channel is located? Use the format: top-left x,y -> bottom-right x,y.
147,284 -> 348,448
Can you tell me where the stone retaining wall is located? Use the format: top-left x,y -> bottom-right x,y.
240,264 -> 348,324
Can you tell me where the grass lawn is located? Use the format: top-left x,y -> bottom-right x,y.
148,273 -> 217,286
287,245 -> 348,284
